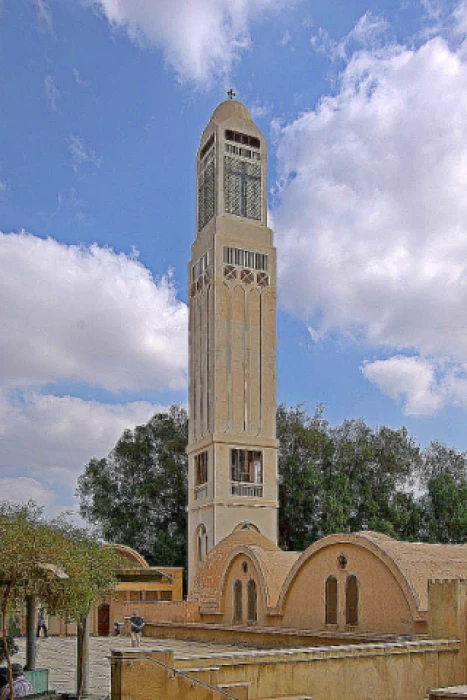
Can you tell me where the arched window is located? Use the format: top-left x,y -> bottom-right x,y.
346,575 -> 359,626
325,576 -> 338,625
247,579 -> 257,623
196,525 -> 207,565
233,580 -> 243,624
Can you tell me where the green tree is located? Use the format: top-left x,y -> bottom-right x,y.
0,502 -> 118,700
76,403 -> 467,564
47,518 -> 118,698
419,441 -> 467,543
0,502 -> 65,699
77,406 -> 188,567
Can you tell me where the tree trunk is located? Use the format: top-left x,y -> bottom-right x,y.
1,580 -> 14,700
24,595 -> 37,671
76,614 -> 89,699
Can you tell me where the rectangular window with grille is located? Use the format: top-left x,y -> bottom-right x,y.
223,247 -> 268,271
224,156 -> 262,221
230,449 -> 263,484
198,157 -> 215,231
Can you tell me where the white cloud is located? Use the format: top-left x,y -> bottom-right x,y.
67,134 -> 101,171
363,356 -> 467,415
251,103 -> 271,119
274,11 -> 467,416
0,179 -> 7,193
0,391 -> 160,484
44,74 -> 59,111
362,356 -> 445,415
311,12 -> 389,62
88,0 -> 290,84
454,0 -> 467,33
0,477 -> 56,508
0,391 -> 163,513
0,232 -> 188,391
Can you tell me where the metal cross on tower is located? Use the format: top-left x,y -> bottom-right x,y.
226,88 -> 236,100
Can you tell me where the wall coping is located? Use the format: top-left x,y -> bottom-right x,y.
171,639 -> 460,667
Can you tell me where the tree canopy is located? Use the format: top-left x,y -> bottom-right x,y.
77,404 -> 467,567
77,405 -> 188,567
0,502 -> 118,699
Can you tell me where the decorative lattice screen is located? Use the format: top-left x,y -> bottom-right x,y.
198,158 -> 215,231
224,156 -> 261,221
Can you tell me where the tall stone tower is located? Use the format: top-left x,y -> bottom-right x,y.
187,98 -> 278,587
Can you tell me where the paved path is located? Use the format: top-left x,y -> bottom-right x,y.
16,636 -> 245,696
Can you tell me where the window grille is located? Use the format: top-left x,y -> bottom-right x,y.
231,449 -> 263,485
225,143 -> 261,162
200,134 -> 214,161
223,247 -> 268,271
224,156 -> 261,221
198,158 -> 215,231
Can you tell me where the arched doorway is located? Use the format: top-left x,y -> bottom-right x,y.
98,603 -> 110,636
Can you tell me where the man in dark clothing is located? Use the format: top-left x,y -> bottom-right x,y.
129,609 -> 144,647
37,609 -> 47,638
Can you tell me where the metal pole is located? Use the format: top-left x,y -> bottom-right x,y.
24,595 -> 37,671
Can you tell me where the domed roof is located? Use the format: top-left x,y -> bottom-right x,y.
189,527 -> 279,603
210,99 -> 252,124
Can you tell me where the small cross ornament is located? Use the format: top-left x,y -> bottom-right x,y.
226,88 -> 236,100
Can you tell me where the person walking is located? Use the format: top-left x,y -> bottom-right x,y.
129,609 -> 144,647
37,608 -> 48,638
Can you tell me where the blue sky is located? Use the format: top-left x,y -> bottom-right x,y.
1,0 -> 467,514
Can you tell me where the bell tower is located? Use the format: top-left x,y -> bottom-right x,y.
187,98 -> 279,588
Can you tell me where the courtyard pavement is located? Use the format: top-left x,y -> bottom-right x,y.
15,635 -> 246,696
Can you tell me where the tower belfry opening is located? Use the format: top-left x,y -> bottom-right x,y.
187,99 -> 279,589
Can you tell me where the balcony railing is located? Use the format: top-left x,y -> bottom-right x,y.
230,482 -> 263,498
194,484 -> 208,500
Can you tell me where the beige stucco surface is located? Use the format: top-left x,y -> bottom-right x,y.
187,99 -> 279,588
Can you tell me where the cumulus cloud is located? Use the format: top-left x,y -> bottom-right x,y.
274,11 -> 467,415
363,356 -> 467,416
0,391 -> 160,484
0,232 -> 188,391
88,0 -> 290,84
0,391 -> 162,512
362,356 -> 445,415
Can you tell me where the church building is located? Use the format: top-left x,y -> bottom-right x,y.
110,97 -> 467,700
